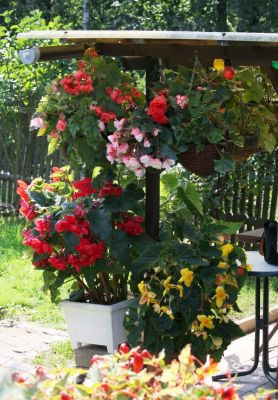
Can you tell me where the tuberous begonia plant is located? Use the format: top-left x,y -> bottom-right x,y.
17,166 -> 147,304
9,344 -> 270,400
124,181 -> 251,362
30,49 -> 145,172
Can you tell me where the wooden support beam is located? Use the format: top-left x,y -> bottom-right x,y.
145,60 -> 161,241
264,66 -> 278,94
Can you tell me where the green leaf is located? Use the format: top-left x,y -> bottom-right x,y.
215,220 -> 243,234
93,258 -> 123,274
28,190 -> 52,207
177,183 -> 203,215
63,231 -> 80,253
132,243 -> 165,272
110,230 -> 132,264
207,129 -> 224,144
87,209 -> 112,242
214,154 -> 235,174
174,243 -> 209,265
103,183 -> 144,212
242,83 -> 263,103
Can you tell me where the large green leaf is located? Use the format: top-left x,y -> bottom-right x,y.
87,209 -> 112,242
177,183 -> 203,215
174,243 -> 209,266
109,230 -> 132,265
214,154 -> 235,174
132,243 -> 165,272
63,231 -> 80,253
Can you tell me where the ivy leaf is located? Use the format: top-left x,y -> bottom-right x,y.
87,209 -> 112,242
214,155 -> 235,174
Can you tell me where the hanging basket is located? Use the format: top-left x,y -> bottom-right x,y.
179,144 -> 221,177
229,143 -> 259,162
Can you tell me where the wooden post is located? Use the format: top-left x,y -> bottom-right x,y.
145,60 -> 160,241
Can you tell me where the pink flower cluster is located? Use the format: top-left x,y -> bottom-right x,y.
105,121 -> 175,176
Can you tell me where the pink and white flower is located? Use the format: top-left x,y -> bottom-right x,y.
131,127 -> 144,142
114,118 -> 126,131
98,120 -> 105,132
140,155 -> 152,167
143,139 -> 151,148
162,158 -> 176,170
175,95 -> 189,110
30,117 -> 46,130
56,119 -> 67,132
153,128 -> 160,137
149,158 -> 162,170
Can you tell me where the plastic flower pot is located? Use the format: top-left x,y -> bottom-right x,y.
60,299 -> 133,353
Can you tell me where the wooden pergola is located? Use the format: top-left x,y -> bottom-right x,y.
17,30 -> 278,241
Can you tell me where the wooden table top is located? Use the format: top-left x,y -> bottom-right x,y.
237,228 -> 263,243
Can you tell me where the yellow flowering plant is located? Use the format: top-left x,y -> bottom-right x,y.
125,208 -> 249,363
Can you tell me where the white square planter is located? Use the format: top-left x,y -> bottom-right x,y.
60,299 -> 133,353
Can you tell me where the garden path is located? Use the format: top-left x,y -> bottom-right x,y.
0,319 -> 68,374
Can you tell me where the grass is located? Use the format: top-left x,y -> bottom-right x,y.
32,340 -> 75,368
0,218 -> 67,330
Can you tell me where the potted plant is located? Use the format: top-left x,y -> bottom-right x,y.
105,63 -> 277,177
17,166 -> 148,352
30,49 -> 144,173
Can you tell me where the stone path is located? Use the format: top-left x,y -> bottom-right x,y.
0,319 -> 68,374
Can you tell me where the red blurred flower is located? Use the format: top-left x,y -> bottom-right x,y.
48,255 -> 68,271
19,199 -> 36,221
117,215 -> 144,237
147,95 -> 168,125
73,178 -> 97,199
34,215 -> 51,237
99,182 -> 123,198
17,180 -> 29,202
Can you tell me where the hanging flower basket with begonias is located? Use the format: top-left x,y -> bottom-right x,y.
105,63 -> 277,177
17,165 -> 147,304
30,49 -> 144,171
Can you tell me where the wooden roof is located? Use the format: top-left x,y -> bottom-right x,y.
17,30 -> 278,69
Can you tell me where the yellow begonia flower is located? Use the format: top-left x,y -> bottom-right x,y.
215,286 -> 228,308
221,244 -> 234,258
211,336 -> 223,350
197,314 -> 215,330
176,284 -> 183,298
241,264 -> 252,271
213,58 -> 225,70
163,276 -> 175,295
160,306 -> 174,320
153,302 -> 161,313
218,262 -> 228,269
178,268 -> 194,287
138,281 -> 156,305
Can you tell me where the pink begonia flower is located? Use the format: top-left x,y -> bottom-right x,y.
114,118 -> 126,131
175,94 -> 189,110
140,155 -> 152,167
149,158 -> 162,169
162,159 -> 176,170
108,132 -> 120,145
134,168 -> 144,177
117,143 -> 129,155
49,130 -> 60,139
143,139 -> 151,148
153,128 -> 160,136
52,83 -> 58,93
56,119 -> 67,132
106,144 -> 117,163
123,156 -> 141,170
30,117 -> 46,130
99,120 -> 105,132
131,127 -> 144,142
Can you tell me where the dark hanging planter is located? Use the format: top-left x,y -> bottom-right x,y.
179,144 -> 221,177
228,137 -> 259,162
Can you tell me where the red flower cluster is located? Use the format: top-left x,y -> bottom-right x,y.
17,180 -> 36,221
147,95 -> 169,125
55,215 -> 90,237
117,215 -> 144,237
91,105 -> 117,124
99,182 -> 123,198
23,231 -> 53,255
69,239 -> 105,271
34,216 -> 52,237
60,70 -> 94,96
73,178 -> 98,199
48,255 -> 67,271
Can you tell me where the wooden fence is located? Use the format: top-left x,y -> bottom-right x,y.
0,110 -> 62,215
